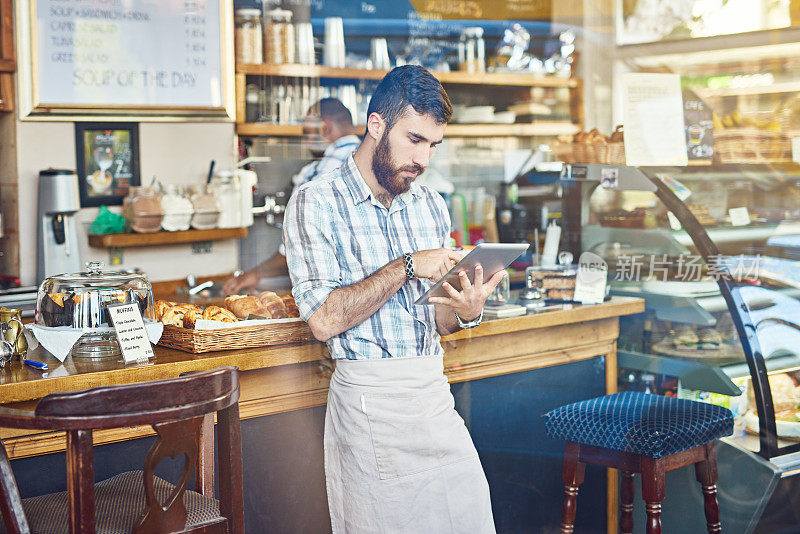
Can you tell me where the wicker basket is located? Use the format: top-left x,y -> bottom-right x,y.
550,141 -> 575,164
158,319 -> 315,353
605,142 -> 626,165
715,129 -> 792,163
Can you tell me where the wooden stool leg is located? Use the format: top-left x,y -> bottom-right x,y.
620,470 -> 634,534
695,443 -> 722,534
640,458 -> 665,534
560,442 -> 586,534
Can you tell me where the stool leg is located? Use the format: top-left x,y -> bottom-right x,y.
640,458 -> 665,534
560,442 -> 586,534
620,470 -> 634,534
695,443 -> 722,534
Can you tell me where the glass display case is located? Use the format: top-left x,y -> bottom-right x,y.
560,162 -> 800,456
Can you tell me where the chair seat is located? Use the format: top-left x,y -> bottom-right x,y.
13,471 -> 219,534
543,392 -> 733,459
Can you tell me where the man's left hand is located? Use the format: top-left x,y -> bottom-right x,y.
428,265 -> 505,322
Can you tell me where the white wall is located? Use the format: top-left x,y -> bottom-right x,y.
17,120 -> 238,285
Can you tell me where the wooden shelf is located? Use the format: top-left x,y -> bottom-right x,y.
236,63 -> 580,88
88,227 -> 248,248
236,121 -> 579,138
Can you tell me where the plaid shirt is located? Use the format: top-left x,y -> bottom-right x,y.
283,155 -> 451,360
293,134 -> 362,186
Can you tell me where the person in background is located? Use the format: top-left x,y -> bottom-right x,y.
223,98 -> 361,295
284,65 -> 502,533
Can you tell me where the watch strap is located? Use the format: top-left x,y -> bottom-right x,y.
456,308 -> 483,329
402,253 -> 415,281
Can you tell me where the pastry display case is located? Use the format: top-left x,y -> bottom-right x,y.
35,261 -> 155,359
560,162 -> 800,460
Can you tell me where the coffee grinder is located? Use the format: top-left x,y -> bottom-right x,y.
36,169 -> 81,283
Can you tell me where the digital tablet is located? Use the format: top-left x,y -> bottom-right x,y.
414,243 -> 530,306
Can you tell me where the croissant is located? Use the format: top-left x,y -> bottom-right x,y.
279,294 -> 300,318
202,306 -> 238,323
226,295 -> 269,318
153,300 -> 176,321
258,291 -> 288,319
160,306 -> 188,327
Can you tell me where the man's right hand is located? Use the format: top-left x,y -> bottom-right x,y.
411,248 -> 464,281
223,270 -> 260,295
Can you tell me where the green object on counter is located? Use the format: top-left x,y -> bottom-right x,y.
89,205 -> 126,235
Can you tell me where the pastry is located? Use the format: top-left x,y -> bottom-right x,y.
153,300 -> 176,321
225,295 -> 268,318
546,289 -> 575,300
280,294 -> 300,318
202,306 -> 238,323
697,328 -> 722,350
183,308 -> 203,329
161,306 -> 188,327
258,291 -> 288,319
673,326 -> 700,348
41,292 -> 73,327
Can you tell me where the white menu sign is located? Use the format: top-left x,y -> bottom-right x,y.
107,303 -> 154,363
34,0 -> 223,108
622,73 -> 688,167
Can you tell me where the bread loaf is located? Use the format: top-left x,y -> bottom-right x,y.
258,291 -> 288,319
202,306 -> 238,323
225,295 -> 269,318
279,294 -> 300,318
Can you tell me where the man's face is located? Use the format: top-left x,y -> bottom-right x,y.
371,109 -> 445,196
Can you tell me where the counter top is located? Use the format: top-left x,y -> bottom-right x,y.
0,297 -> 643,404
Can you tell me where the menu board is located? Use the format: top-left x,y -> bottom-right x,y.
33,0 -> 225,109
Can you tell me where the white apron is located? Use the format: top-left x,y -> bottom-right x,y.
324,355 -> 496,534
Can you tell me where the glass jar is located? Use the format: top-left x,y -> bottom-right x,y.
234,8 -> 263,64
35,261 -> 155,359
188,184 -> 221,230
160,184 -> 194,232
210,172 -> 242,229
123,186 -> 163,233
264,9 -> 294,64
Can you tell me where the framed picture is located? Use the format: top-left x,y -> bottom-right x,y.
75,122 -> 140,207
15,0 -> 233,120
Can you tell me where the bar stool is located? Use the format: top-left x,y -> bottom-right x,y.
544,391 -> 733,534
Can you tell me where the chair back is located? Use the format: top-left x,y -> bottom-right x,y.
0,366 -> 244,534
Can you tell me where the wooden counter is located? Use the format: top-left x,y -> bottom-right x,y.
2,297 -> 643,534
0,297 -> 642,460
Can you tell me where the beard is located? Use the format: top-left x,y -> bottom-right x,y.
371,133 -> 424,196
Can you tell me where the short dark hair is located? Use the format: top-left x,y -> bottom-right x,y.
367,65 -> 452,130
317,98 -> 353,127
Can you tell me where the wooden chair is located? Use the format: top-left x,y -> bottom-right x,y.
0,366 -> 243,534
544,391 -> 733,534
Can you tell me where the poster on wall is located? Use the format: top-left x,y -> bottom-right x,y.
17,0 -> 233,119
75,123 -> 140,207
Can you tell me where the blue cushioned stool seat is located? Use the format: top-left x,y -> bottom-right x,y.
543,391 -> 734,459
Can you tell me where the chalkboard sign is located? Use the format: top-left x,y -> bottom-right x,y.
17,0 -> 234,119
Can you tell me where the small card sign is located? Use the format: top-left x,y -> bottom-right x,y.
729,207 -> 751,227
106,303 -> 154,363
574,252 -> 608,304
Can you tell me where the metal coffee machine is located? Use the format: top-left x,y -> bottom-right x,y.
36,169 -> 81,283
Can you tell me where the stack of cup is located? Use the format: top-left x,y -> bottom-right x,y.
295,22 -> 315,65
370,38 -> 391,70
323,17 -> 345,68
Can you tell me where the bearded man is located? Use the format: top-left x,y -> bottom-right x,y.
283,65 -> 503,533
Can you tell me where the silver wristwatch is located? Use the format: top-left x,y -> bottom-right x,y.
455,309 -> 483,329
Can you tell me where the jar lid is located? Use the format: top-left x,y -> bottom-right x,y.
48,261 -> 146,287
235,8 -> 262,18
39,168 -> 76,176
266,8 -> 292,21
